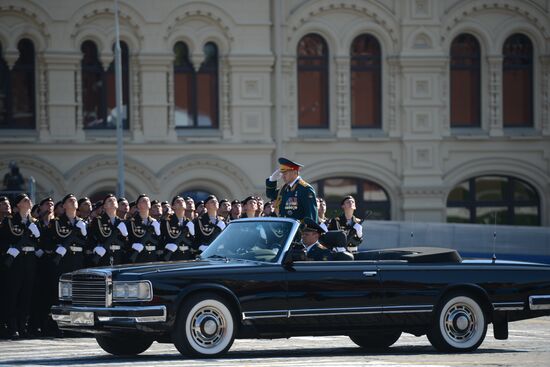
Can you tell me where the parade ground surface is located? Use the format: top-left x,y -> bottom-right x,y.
0,317 -> 549,367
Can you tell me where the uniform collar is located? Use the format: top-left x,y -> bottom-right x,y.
289,176 -> 301,189
306,241 -> 319,253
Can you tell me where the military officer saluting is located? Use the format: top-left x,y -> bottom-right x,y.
161,196 -> 195,261
301,218 -> 330,261
328,195 -> 364,253
266,157 -> 318,222
127,194 -> 161,263
88,194 -> 128,266
192,195 -> 226,254
0,194 -> 40,338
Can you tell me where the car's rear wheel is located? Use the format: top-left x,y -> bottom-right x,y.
427,293 -> 487,353
349,331 -> 401,350
172,292 -> 236,358
95,334 -> 153,356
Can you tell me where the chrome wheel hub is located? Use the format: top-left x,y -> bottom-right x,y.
444,303 -> 477,343
190,307 -> 226,348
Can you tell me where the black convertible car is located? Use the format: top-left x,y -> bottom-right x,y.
52,218 -> 550,357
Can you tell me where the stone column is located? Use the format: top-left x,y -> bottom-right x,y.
540,55 -> 550,136
487,55 -> 503,137
220,56 -> 232,139
335,56 -> 350,138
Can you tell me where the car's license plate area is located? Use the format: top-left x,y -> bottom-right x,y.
70,311 -> 94,325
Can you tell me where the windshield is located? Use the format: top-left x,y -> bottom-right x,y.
200,220 -> 294,263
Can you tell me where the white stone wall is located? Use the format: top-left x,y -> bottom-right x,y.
0,0 -> 549,225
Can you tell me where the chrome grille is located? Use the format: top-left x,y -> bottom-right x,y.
71,272 -> 107,307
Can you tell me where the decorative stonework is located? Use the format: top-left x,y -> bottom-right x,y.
487,56 -> 503,136
541,56 -> 550,135
0,4 -> 51,39
70,7 -> 144,42
287,1 -> 398,46
0,155 -> 65,192
221,57 -> 232,139
387,57 -> 398,136
37,54 -> 49,140
335,57 -> 350,137
131,58 -> 143,141
412,0 -> 431,18
164,8 -> 235,43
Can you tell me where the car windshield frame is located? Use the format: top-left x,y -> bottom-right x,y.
199,217 -> 300,264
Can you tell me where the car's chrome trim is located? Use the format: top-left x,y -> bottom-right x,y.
242,304 -> 433,319
52,305 -> 166,324
529,295 -> 550,310
493,302 -> 525,311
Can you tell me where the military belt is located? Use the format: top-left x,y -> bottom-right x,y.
145,245 -> 156,251
21,246 -> 35,252
109,245 -> 121,251
69,246 -> 83,252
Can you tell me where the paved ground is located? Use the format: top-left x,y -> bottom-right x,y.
1,317 -> 549,367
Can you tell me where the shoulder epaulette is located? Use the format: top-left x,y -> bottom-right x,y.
298,179 -> 311,188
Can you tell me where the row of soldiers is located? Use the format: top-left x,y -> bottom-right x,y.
0,187 -> 364,340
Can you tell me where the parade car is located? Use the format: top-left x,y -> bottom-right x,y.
52,218 -> 550,358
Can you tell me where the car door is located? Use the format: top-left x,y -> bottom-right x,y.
284,260 -> 383,332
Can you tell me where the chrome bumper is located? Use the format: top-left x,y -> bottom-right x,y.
51,305 -> 167,325
529,295 -> 550,310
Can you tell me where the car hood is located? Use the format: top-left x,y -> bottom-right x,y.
88,258 -> 268,278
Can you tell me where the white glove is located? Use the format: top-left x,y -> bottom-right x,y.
93,246 -> 107,257
216,221 -> 226,230
152,220 -> 161,236
132,243 -> 144,253
55,245 -> 67,257
353,223 -> 363,238
35,249 -> 44,258
28,222 -> 40,238
186,221 -> 195,236
117,222 -> 128,237
7,247 -> 20,258
334,247 -> 347,253
269,169 -> 282,182
165,243 -> 178,252
199,244 -> 209,252
319,222 -> 328,233
76,220 -> 87,236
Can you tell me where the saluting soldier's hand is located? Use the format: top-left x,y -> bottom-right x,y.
269,169 -> 282,181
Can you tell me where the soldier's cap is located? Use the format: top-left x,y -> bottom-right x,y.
219,198 -> 229,205
102,193 -> 116,205
117,197 -> 128,204
31,204 -> 40,213
161,201 -> 169,206
150,200 -> 160,206
0,196 -> 9,202
129,201 -> 136,208
136,193 -> 149,203
39,197 -> 54,206
171,195 -> 184,205
54,201 -> 63,209
204,195 -> 218,205
278,157 -> 303,172
196,200 -> 205,206
230,199 -> 241,205
92,201 -> 103,211
184,196 -> 194,202
13,193 -> 30,206
263,201 -> 273,209
61,193 -> 76,204
301,217 -> 324,234
341,195 -> 355,206
77,197 -> 91,206
241,196 -> 256,206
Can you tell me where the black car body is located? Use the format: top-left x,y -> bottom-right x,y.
52,218 -> 550,357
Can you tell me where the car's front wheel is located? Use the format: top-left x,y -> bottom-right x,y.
427,293 -> 487,353
349,330 -> 401,350
172,292 -> 236,358
95,334 -> 153,356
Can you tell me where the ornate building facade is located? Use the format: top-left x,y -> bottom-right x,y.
0,0 -> 549,225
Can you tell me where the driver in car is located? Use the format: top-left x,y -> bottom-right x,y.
301,218 -> 330,261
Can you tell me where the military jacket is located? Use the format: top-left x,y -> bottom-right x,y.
265,177 -> 318,222
126,214 -> 160,247
0,213 -> 40,252
160,214 -> 193,248
328,215 -> 363,248
306,242 -> 330,261
192,213 -> 225,250
90,213 -> 127,249
49,214 -> 88,251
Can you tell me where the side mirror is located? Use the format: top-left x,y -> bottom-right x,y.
284,243 -> 306,268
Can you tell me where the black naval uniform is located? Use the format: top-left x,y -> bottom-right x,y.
327,215 -> 363,253
88,213 -> 128,266
306,242 -> 331,261
192,213 -> 225,253
160,214 -> 194,261
51,214 -> 88,275
0,213 -> 40,337
127,213 -> 161,263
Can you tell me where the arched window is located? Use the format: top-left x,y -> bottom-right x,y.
447,176 -> 540,226
351,34 -> 381,128
174,42 -> 219,128
297,34 -> 328,128
179,189 -> 213,202
0,39 -> 35,129
450,34 -> 481,127
312,177 -> 390,220
503,34 -> 533,127
82,41 -> 130,129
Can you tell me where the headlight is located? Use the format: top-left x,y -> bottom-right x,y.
112,281 -> 152,301
59,281 -> 72,300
